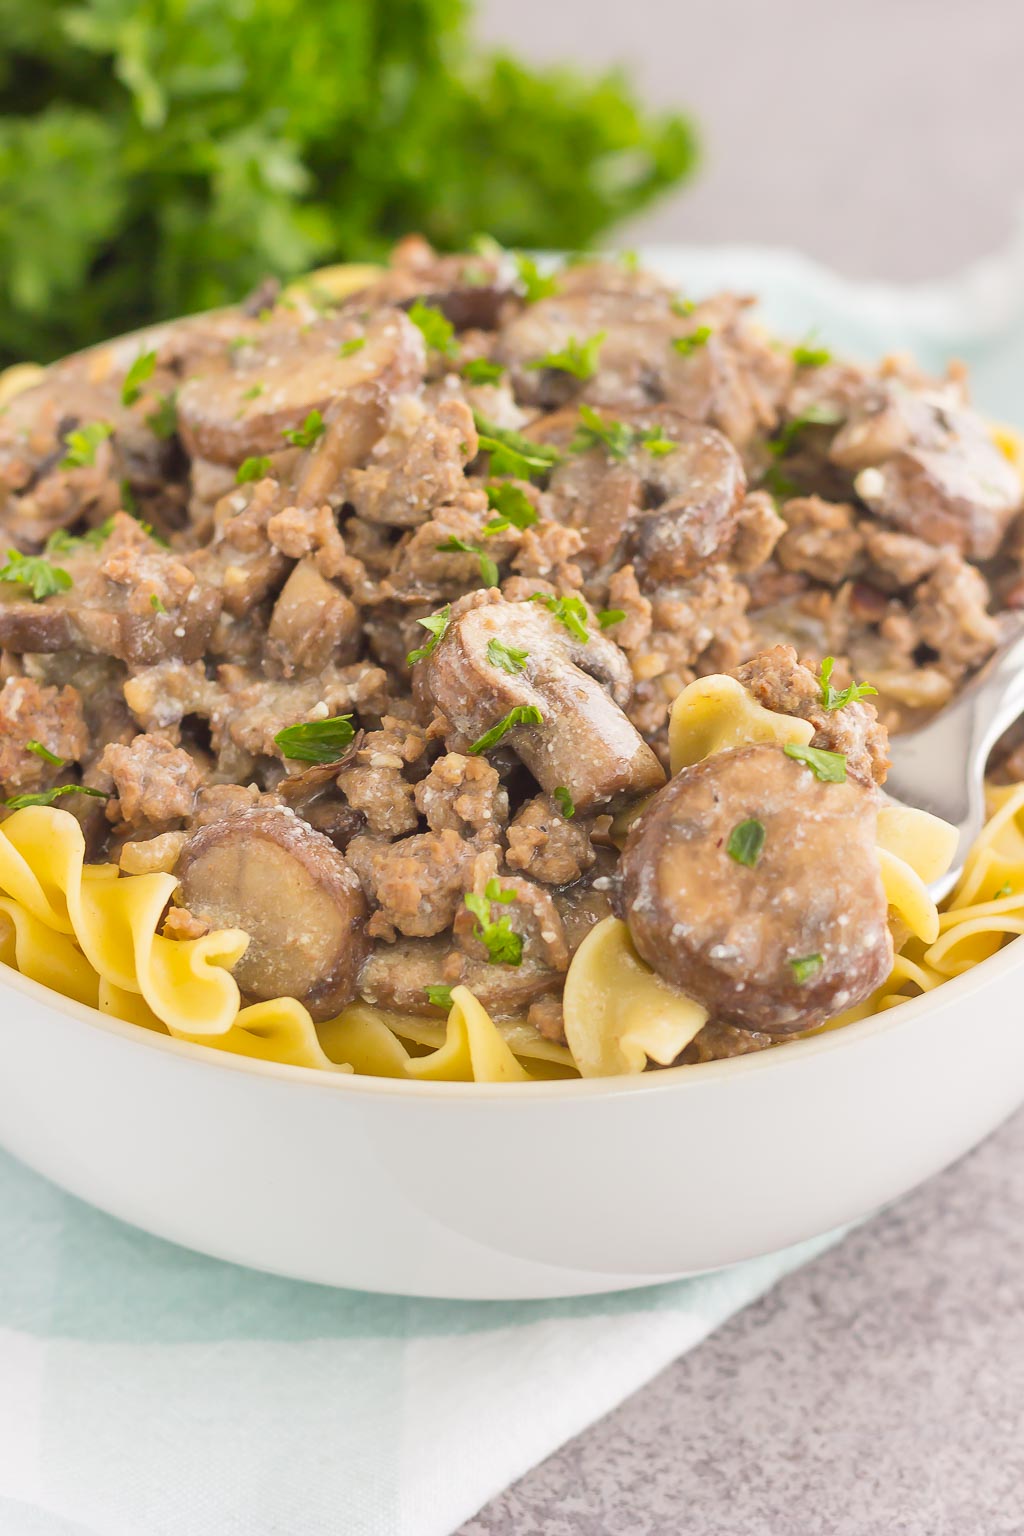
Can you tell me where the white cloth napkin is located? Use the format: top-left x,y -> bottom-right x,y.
4,234 -> 1024,1536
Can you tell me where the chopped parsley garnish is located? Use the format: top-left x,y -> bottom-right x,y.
406,605 -> 451,665
26,740 -> 65,766
425,984 -> 454,1010
150,594 -> 167,615
408,299 -> 458,358
435,535 -> 499,588
570,404 -> 676,461
4,784 -> 108,811
598,608 -> 626,628
638,425 -> 677,457
762,464 -> 799,500
145,392 -> 178,440
464,879 -> 523,966
120,478 -> 137,512
995,882 -> 1014,899
468,704 -> 544,755
273,714 -> 355,763
783,742 -> 848,783
45,520 -> 113,556
283,409 -> 325,448
482,482 -> 538,535
727,818 -> 766,868
462,358 -> 505,385
0,549 -> 72,601
792,335 -> 831,368
236,455 -> 272,484
671,297 -> 696,317
671,324 -> 712,357
121,350 -> 157,407
534,591 -> 589,642
487,637 -> 529,674
816,655 -> 878,712
527,331 -> 605,380
513,252 -> 558,303
790,953 -> 823,984
770,402 -> 841,460
472,412 -> 562,480
338,337 -> 366,358
554,786 -> 575,818
60,421 -> 113,470
241,382 -> 265,400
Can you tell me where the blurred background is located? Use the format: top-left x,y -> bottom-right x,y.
2,0 -> 1022,364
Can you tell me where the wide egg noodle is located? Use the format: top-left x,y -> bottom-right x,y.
667,674 -> 814,775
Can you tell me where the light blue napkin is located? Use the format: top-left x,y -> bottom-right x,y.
4,235 -> 1024,1536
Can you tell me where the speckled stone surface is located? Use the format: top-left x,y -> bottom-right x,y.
460,1106 -> 1024,1534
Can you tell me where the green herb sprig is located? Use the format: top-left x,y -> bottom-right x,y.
273,715 -> 355,764
468,704 -> 543,755
464,879 -> 523,965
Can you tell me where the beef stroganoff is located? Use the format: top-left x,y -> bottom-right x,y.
1,239 -> 1023,1081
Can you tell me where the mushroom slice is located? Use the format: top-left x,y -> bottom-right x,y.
616,743 -> 893,1034
176,309 -> 425,467
421,592 -> 665,812
176,807 -> 369,1021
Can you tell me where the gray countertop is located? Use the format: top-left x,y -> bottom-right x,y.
461,1105 -> 1024,1534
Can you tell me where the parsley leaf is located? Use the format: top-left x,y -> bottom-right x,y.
60,421 -> 112,469
4,784 -> 107,810
597,608 -> 626,628
462,358 -> 505,385
408,299 -> 458,358
571,403 -> 634,459
425,984 -> 454,1010
145,392 -> 178,440
727,818 -> 766,868
792,335 -> 831,368
150,593 -> 167,614
671,324 -> 712,357
790,953 -> 823,984
273,715 -> 355,764
487,637 -> 528,674
472,413 -> 562,480
407,605 -> 451,665
554,786 -> 575,818
26,739 -> 65,766
638,425 -> 677,457
121,350 -> 157,406
527,331 -> 605,380
468,704 -> 544,755
483,482 -> 537,535
241,382 -> 265,401
236,455 -> 272,484
816,656 -> 878,712
435,535 -> 499,588
770,402 -> 842,459
45,520 -> 113,556
783,742 -> 848,783
338,337 -> 366,358
513,252 -> 558,303
283,409 -> 325,448
535,592 -> 589,643
464,879 -> 523,966
0,548 -> 72,601
671,297 -> 695,317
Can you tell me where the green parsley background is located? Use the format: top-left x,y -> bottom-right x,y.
0,0 -> 697,365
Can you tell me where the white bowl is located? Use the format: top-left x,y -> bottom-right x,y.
1,940 -> 1022,1299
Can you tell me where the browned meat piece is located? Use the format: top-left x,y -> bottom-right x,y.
775,497 -> 865,585
357,933 -> 560,1020
335,718 -> 429,838
161,904 -> 211,941
0,676 -> 89,794
453,870 -> 570,974
352,235 -> 510,328
735,643 -> 889,785
347,829 -> 476,939
176,806 -> 369,1020
526,996 -> 567,1044
909,549 -> 1000,676
190,782 -> 279,828
341,397 -> 477,526
420,590 -> 665,812
731,492 -> 785,572
616,743 -> 893,1033
0,514 -> 221,667
266,558 -> 359,676
677,1022 -> 774,1064
96,734 -> 202,828
861,525 -> 941,590
505,795 -> 597,885
413,752 -> 508,838
176,309 -> 424,468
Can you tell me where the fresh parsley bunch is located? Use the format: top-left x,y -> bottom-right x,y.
0,0 -> 697,363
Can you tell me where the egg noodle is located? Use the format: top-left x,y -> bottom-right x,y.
1,678 -> 1021,1081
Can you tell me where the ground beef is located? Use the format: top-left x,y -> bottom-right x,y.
97,733 -> 203,828
505,795 -> 597,885
731,492 -> 786,572
342,397 -> 478,527
347,828 -> 476,939
861,525 -> 942,591
775,496 -> 865,585
909,549 -> 1001,677
527,996 -> 567,1045
0,677 -> 89,795
413,752 -> 508,838
736,642 -> 890,785
677,1022 -> 773,1064
335,718 -> 429,838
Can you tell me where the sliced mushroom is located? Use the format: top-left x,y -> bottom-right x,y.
176,309 -> 425,468
421,591 -> 665,812
616,743 -> 893,1033
266,558 -> 359,676
176,806 -> 369,1020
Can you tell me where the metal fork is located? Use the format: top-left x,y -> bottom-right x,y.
884,630 -> 1024,901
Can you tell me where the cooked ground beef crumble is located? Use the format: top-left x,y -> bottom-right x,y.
1,238 -> 1021,1054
